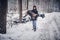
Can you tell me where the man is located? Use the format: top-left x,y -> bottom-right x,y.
24,5 -> 39,31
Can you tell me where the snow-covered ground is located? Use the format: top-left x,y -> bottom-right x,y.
0,12 -> 60,40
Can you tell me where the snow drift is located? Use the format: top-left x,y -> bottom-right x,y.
0,12 -> 60,40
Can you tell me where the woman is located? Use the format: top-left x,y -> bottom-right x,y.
24,5 -> 39,31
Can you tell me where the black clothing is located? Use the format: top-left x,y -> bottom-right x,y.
27,9 -> 38,20
32,9 -> 38,14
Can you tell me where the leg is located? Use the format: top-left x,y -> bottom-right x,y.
32,20 -> 36,31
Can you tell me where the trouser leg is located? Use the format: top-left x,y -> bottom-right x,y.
32,20 -> 36,31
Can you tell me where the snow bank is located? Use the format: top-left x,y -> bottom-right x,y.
0,12 -> 60,40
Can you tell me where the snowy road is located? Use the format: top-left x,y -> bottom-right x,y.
0,12 -> 60,40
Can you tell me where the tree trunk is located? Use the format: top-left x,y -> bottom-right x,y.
18,0 -> 22,23
27,0 -> 28,9
0,0 -> 7,34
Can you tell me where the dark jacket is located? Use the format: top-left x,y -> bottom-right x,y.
27,9 -> 38,20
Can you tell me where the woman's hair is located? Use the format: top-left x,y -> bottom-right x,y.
33,5 -> 36,7
33,5 -> 37,10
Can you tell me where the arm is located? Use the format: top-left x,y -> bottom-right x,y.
36,11 -> 39,16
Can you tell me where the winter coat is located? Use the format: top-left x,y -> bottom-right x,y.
27,9 -> 39,20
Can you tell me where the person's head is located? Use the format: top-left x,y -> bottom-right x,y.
33,5 -> 37,10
